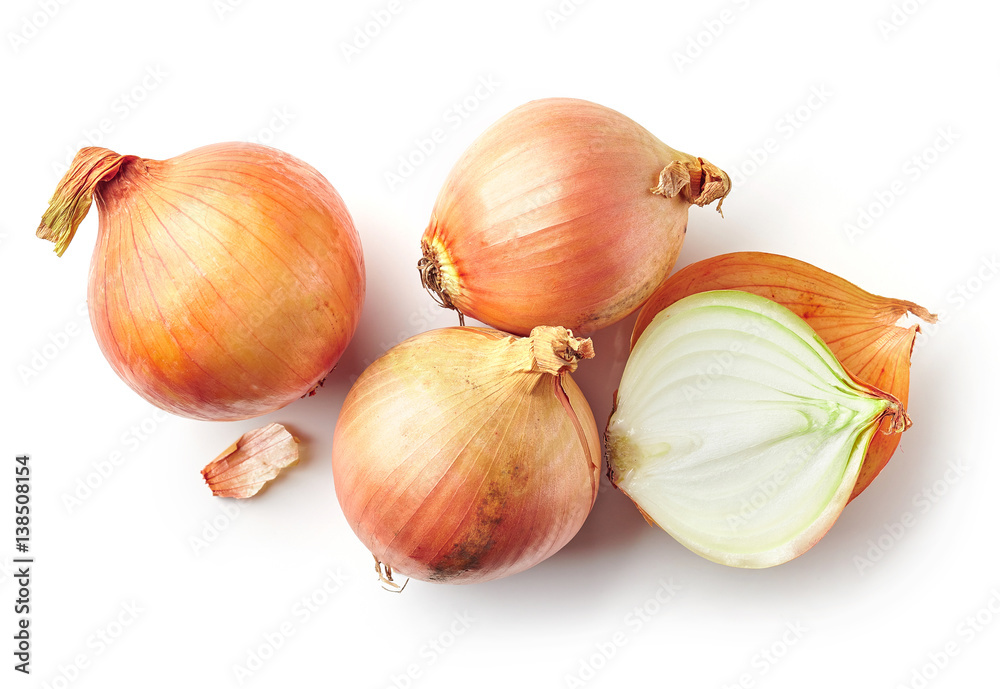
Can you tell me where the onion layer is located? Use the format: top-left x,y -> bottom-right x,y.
632,252 -> 935,499
332,326 -> 601,584
37,143 -> 365,421
606,290 -> 908,568
419,97 -> 730,335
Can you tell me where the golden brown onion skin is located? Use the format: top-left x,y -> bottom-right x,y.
332,326 -> 601,584
43,143 -> 365,421
420,98 -> 729,336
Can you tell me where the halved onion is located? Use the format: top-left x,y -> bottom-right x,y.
630,251 -> 935,499
605,290 -> 908,568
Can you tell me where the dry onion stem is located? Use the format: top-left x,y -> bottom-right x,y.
202,423 -> 300,498
632,252 -> 936,499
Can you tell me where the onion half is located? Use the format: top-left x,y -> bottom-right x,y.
631,252 -> 935,499
332,326 -> 601,584
37,143 -> 365,421
419,97 -> 730,335
606,290 -> 908,568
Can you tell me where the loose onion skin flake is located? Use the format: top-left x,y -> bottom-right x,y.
37,143 -> 365,421
632,252 -> 935,499
332,326 -> 601,585
202,423 -> 300,499
419,97 -> 730,335
606,291 -> 908,568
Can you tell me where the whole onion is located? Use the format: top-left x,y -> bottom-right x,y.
332,326 -> 601,585
37,143 -> 365,421
419,97 -> 730,335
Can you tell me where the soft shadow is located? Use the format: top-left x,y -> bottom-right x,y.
562,312 -> 654,558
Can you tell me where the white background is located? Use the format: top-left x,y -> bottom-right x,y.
2,0 -> 998,687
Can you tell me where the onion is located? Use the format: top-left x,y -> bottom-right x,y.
37,143 -> 365,421
631,252 -> 935,499
331,326 -> 601,584
605,290 -> 909,568
418,97 -> 730,335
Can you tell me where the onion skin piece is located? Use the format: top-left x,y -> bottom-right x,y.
419,97 -> 730,336
37,143 -> 365,421
631,252 -> 936,500
332,326 -> 601,585
202,423 -> 300,498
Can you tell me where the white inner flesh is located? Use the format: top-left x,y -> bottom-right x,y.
608,291 -> 888,568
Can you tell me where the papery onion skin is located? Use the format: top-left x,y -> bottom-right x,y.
631,252 -> 935,500
419,97 -> 730,336
332,326 -> 601,584
37,143 -> 365,421
202,423 -> 300,499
